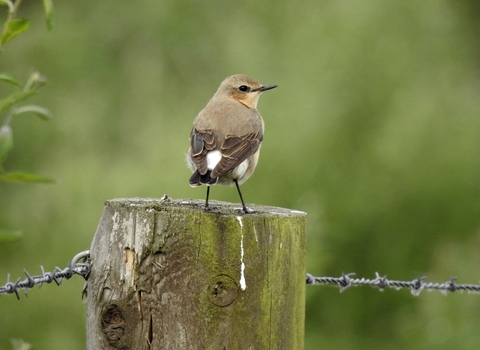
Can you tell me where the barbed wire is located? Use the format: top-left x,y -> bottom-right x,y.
306,272 -> 480,296
2,250 -> 480,298
0,250 -> 90,299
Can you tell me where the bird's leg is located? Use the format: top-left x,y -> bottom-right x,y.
234,179 -> 252,214
205,186 -> 210,209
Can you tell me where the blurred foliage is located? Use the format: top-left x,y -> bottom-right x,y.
0,0 -> 480,349
0,0 -> 54,244
10,338 -> 32,350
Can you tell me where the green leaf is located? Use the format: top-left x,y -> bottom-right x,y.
0,73 -> 20,86
0,229 -> 22,243
0,171 -> 55,183
42,0 -> 55,31
0,125 -> 13,163
1,18 -> 30,45
0,91 -> 36,113
14,105 -> 53,120
0,0 -> 14,12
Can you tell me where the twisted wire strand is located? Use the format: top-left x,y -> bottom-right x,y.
306,272 -> 480,295
2,249 -> 480,298
0,250 -> 90,299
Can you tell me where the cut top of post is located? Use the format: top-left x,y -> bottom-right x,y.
105,197 -> 307,218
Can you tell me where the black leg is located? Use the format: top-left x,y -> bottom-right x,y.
205,186 -> 210,209
234,179 -> 251,214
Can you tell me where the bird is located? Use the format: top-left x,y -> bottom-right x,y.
186,74 -> 277,214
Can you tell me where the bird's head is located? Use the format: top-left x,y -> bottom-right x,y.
217,74 -> 277,109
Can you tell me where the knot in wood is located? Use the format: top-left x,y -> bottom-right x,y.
208,275 -> 239,307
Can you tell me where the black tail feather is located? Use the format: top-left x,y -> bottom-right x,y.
189,170 -> 218,186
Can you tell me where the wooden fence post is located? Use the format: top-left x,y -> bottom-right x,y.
85,198 -> 307,349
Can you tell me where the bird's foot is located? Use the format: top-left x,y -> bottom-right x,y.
204,205 -> 219,212
239,206 -> 254,214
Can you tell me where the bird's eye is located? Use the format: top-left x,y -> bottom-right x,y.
239,85 -> 249,92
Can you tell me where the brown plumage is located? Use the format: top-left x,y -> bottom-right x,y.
186,74 -> 277,213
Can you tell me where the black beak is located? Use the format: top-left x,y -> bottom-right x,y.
259,84 -> 277,92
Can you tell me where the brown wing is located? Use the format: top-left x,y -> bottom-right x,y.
189,128 -> 216,176
210,132 -> 263,178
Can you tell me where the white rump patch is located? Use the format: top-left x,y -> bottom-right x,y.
206,150 -> 222,170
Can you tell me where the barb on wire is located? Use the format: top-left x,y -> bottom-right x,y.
0,250 -> 90,299
306,272 -> 480,296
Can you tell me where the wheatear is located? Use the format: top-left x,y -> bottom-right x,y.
187,74 -> 277,213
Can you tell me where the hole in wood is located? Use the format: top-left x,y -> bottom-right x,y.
101,305 -> 126,347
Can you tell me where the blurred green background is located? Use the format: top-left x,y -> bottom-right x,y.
1,0 -> 480,348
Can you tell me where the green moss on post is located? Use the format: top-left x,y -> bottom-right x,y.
86,198 -> 307,349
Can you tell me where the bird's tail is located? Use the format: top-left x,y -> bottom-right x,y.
189,170 -> 218,187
